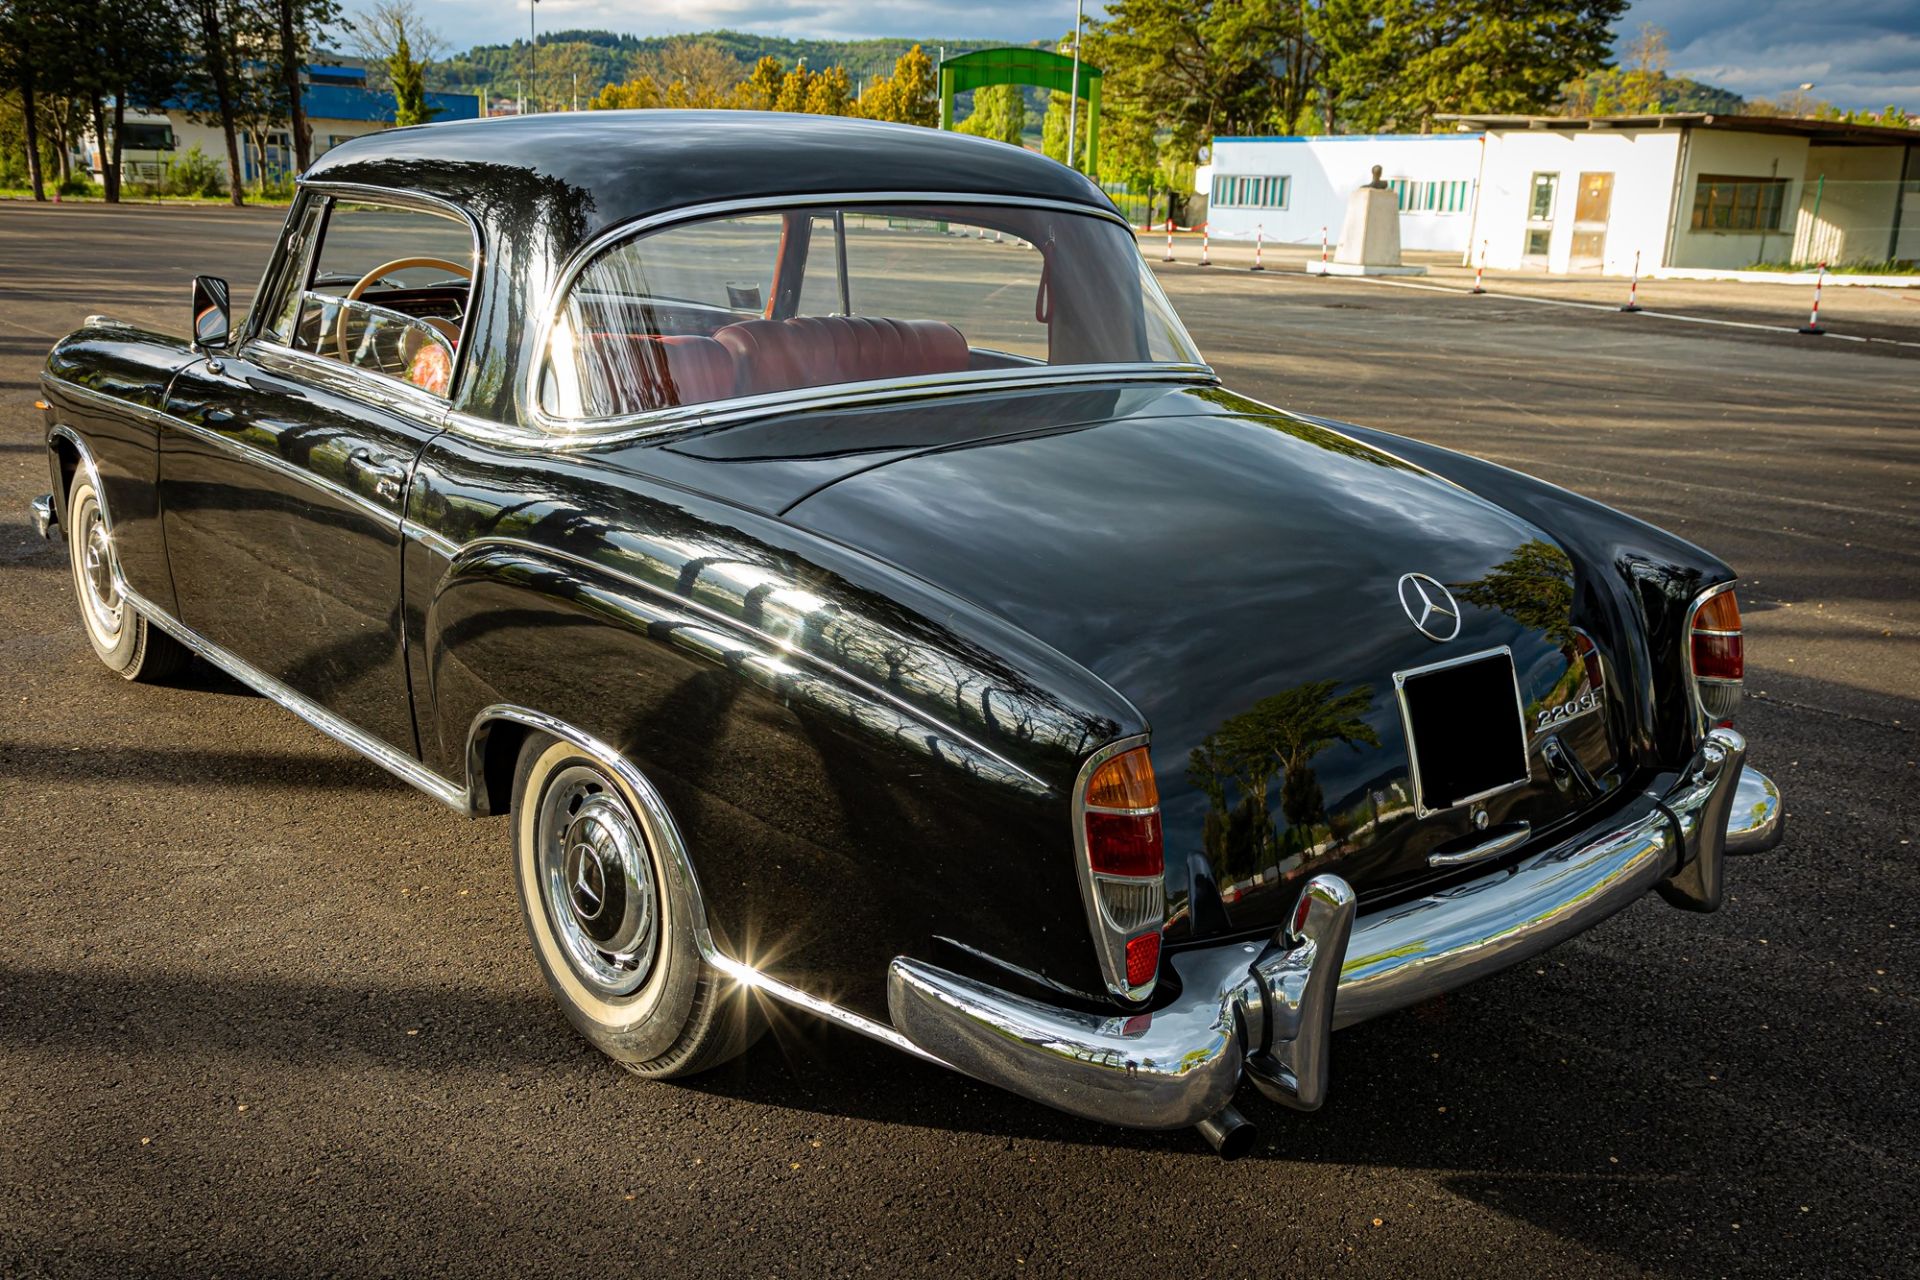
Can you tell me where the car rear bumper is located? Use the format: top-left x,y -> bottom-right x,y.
888,727 -> 1782,1134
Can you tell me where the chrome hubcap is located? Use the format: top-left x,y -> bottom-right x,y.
78,505 -> 123,638
536,766 -> 658,997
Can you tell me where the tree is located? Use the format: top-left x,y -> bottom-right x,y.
351,0 -> 444,124
802,65 -> 851,116
182,0 -> 250,205
1085,1 -> 1315,156
856,44 -> 935,126
955,82 -> 1024,144
0,0 -> 54,199
737,55 -> 782,111
78,0 -> 190,202
635,38 -> 743,105
1319,0 -> 1626,133
274,0 -> 338,169
590,75 -> 662,111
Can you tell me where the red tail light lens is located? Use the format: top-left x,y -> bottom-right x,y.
1687,587 -> 1744,728
1125,932 -> 1162,987
1084,811 -> 1164,877
1079,744 -> 1166,1000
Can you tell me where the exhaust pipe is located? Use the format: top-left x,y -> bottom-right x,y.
1195,1104 -> 1258,1160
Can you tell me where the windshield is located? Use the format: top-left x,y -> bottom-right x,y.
539,202 -> 1204,423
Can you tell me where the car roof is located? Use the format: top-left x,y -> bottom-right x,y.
301,110 -> 1117,250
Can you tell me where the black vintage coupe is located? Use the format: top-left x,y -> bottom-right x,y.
33,112 -> 1782,1155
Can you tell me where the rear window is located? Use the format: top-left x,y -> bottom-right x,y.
538,202 -> 1202,424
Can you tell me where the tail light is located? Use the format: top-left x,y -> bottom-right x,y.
1076,741 -> 1165,1002
1687,585 -> 1743,731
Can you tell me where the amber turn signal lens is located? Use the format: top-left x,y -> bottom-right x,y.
1693,592 -> 1741,633
1085,746 -> 1159,810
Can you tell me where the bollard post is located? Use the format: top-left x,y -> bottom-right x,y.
1620,249 -> 1644,312
1251,224 -> 1265,272
1164,218 -> 1175,263
1470,240 -> 1487,294
1316,226 -> 1328,276
1798,262 -> 1828,335
1198,224 -> 1211,266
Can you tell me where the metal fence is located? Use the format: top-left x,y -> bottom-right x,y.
1778,177 -> 1920,269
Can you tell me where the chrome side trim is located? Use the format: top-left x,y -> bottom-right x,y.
43,374 -> 193,434
887,730 -> 1755,1130
31,493 -> 56,539
447,536 -> 1049,791
51,424 -> 946,1063
1726,767 -> 1784,855
463,704 -> 944,1064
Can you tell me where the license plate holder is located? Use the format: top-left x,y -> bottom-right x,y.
1394,647 -> 1531,818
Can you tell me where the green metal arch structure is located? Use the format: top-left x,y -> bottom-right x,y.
938,47 -> 1101,176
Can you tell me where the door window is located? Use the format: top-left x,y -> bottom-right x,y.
1570,172 -> 1613,272
283,198 -> 478,397
1523,172 -> 1558,265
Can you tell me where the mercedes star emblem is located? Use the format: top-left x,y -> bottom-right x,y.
1397,572 -> 1461,641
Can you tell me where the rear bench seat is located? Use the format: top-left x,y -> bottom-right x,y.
578,316 -> 970,414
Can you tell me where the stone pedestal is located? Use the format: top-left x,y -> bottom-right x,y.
1312,184 -> 1427,276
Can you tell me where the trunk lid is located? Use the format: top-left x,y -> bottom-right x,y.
778,391 -> 1627,940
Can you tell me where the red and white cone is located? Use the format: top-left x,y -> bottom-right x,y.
1799,262 -> 1828,335
1470,240 -> 1487,294
1163,219 -> 1175,263
1251,224 -> 1265,272
1620,249 -> 1644,312
1198,225 -> 1211,266
1316,226 -> 1328,276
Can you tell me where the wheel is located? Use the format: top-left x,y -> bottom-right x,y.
511,731 -> 764,1077
65,472 -> 189,682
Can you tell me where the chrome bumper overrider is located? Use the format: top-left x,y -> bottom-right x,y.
31,493 -> 56,540
888,728 -> 1782,1134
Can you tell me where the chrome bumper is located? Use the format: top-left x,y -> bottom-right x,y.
888,728 -> 1781,1133
31,493 -> 56,539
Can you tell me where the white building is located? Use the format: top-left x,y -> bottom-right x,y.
1444,112 -> 1919,274
1194,133 -> 1486,252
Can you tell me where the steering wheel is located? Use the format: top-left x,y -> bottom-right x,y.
335,256 -> 472,362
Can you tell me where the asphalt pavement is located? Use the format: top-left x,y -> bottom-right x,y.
1,201 -> 1916,1278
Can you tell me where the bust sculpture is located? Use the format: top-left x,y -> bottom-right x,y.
1363,164 -> 1389,190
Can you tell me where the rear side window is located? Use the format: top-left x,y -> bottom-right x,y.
539,202 -> 1201,425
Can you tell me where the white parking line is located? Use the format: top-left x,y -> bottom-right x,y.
1172,260 -> 1920,350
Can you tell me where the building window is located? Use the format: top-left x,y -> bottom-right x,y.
1386,179 -> 1472,213
119,122 -> 175,151
1691,175 -> 1788,232
1525,228 -> 1551,257
1528,173 -> 1559,222
1210,174 -> 1290,209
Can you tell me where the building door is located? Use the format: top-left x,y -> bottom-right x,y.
1523,172 -> 1558,268
1570,172 -> 1614,272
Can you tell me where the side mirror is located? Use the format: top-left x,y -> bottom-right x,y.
192,275 -> 230,349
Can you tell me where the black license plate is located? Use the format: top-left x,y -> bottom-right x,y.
1395,648 -> 1531,816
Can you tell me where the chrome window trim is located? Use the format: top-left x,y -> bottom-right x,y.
289,179 -> 487,403
512,190 -> 1213,444
1683,580 -> 1742,739
449,363 -> 1218,451
1071,733 -> 1159,1003
50,423 -> 931,1067
1391,645 -> 1533,819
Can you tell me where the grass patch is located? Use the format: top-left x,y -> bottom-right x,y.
1745,259 -> 1919,275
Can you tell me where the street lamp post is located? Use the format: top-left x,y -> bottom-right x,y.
529,0 -> 539,113
1065,0 -> 1085,172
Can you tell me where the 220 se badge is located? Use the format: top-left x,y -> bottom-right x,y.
31,112 -> 1784,1157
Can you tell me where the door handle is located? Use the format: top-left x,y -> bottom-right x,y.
1427,821 -> 1532,868
348,447 -> 409,503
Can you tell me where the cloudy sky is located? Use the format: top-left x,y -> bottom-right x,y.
421,0 -> 1920,112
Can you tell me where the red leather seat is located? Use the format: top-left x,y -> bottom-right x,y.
712,316 -> 969,398
580,333 -> 736,413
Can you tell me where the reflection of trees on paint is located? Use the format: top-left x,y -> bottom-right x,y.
1187,680 -> 1379,883
1451,539 -> 1576,649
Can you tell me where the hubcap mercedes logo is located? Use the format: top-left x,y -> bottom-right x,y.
1397,573 -> 1462,641
569,843 -> 607,920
